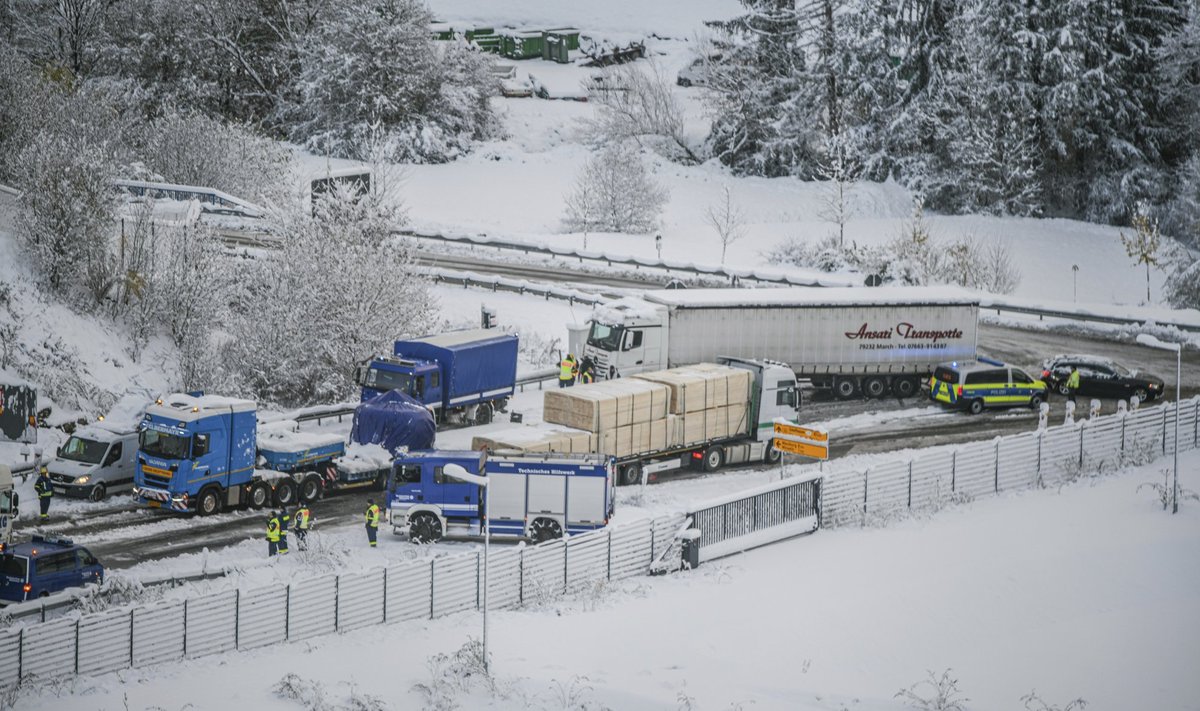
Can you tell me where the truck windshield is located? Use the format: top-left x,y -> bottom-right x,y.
587,322 -> 624,351
1,555 -> 26,580
139,429 -> 191,459
0,490 -> 12,514
364,367 -> 413,395
59,436 -> 108,464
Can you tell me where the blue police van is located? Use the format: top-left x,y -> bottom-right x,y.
0,534 -> 104,603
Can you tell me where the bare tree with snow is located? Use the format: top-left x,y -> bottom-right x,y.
704,184 -> 747,265
817,137 -> 861,247
586,61 -> 700,164
562,142 -> 668,235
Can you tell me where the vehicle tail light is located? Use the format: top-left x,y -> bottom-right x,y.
956,386 -> 963,396
691,451 -> 703,460
22,584 -> 31,593
1042,370 -> 1050,378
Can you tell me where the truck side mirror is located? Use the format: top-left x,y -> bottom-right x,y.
193,433 -> 209,457
788,388 -> 799,409
11,493 -> 18,514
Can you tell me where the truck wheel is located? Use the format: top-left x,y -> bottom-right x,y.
833,377 -> 858,400
88,483 -> 107,502
248,481 -> 271,509
300,475 -> 323,503
409,514 -> 443,544
1029,393 -> 1045,409
197,487 -> 222,516
702,446 -> 724,472
273,479 -> 298,507
967,399 -> 985,415
764,443 -> 782,464
531,518 -> 562,543
862,376 -> 888,399
474,403 -> 494,425
619,463 -> 642,486
893,377 -> 919,399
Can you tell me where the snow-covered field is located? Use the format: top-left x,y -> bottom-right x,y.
16,451 -> 1199,711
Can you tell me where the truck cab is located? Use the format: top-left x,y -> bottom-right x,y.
0,534 -> 103,604
48,425 -> 138,501
358,356 -> 441,407
0,464 -> 17,550
583,301 -> 668,381
133,394 -> 257,513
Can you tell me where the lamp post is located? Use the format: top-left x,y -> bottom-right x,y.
1072,264 -> 1079,302
1135,334 -> 1181,513
444,463 -> 491,669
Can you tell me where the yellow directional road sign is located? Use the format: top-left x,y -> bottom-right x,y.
773,422 -> 828,442
773,437 -> 829,459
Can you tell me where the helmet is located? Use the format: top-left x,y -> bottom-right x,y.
39,465 -> 49,475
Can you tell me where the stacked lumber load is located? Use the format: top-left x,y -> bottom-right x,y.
543,378 -> 671,457
632,364 -> 753,448
471,425 -> 596,454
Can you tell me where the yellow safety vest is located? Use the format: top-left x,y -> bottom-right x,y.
266,518 -> 280,542
1067,370 -> 1081,389
559,359 -> 574,381
365,504 -> 380,527
295,508 -> 311,529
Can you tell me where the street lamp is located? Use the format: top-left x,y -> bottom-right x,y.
1135,334 -> 1182,513
444,463 -> 491,670
1072,264 -> 1079,302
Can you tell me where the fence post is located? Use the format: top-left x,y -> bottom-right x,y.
285,584 -> 291,640
476,552 -> 481,610
519,547 -> 525,606
234,589 -> 240,649
74,618 -> 80,674
863,470 -> 869,513
650,519 -> 657,564
183,599 -> 189,657
17,628 -> 22,681
1036,431 -> 1044,487
335,575 -> 341,630
606,529 -> 613,581
129,609 -> 135,669
382,568 -> 388,623
907,461 -> 913,509
563,538 -> 569,594
429,559 -> 436,620
1121,413 -> 1127,454
1079,423 -> 1085,467
994,440 -> 1000,493
1163,408 -> 1168,455
951,451 -> 957,492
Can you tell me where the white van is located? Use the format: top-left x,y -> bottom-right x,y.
48,426 -> 138,502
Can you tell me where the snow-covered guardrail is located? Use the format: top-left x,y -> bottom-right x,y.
978,295 -> 1200,333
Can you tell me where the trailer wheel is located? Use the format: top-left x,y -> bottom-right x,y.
273,479 -> 298,507
892,377 -> 919,399
300,475 -> 324,503
764,443 -> 782,464
531,518 -> 562,543
409,514 -> 443,544
248,481 -> 271,509
862,376 -> 888,399
833,377 -> 859,400
474,403 -> 494,425
197,486 -> 222,516
702,446 -> 724,472
619,463 -> 642,486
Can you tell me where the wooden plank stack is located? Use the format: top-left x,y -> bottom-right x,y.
471,425 -> 596,454
633,364 -> 753,448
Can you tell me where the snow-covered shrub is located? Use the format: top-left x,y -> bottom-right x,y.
287,0 -> 497,164
563,142 -> 668,234
134,112 -> 292,205
586,61 -> 699,164
412,638 -> 495,710
895,669 -> 968,711
1137,468 -> 1200,511
544,676 -> 604,711
222,186 -> 437,406
72,575 -> 164,615
1021,691 -> 1088,711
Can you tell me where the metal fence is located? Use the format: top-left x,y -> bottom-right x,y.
819,398 -> 1200,527
0,513 -> 684,685
687,473 -> 822,562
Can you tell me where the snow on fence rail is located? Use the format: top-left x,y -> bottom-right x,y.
0,514 -> 684,685
817,397 -> 1200,527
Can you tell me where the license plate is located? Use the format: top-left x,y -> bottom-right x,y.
52,487 -> 67,494
147,501 -> 161,508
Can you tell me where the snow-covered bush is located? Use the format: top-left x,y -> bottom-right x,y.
223,186 -> 437,406
895,669 -> 968,711
1137,468 -> 1200,511
585,61 -> 699,163
135,112 -> 292,204
1020,691 -> 1089,711
412,638 -> 496,710
287,0 -> 497,164
562,142 -> 668,234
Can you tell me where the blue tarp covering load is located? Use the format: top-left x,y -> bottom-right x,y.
351,390 -> 436,454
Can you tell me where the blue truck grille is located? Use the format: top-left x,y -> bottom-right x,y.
141,472 -> 172,488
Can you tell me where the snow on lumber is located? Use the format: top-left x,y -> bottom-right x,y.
337,442 -> 392,473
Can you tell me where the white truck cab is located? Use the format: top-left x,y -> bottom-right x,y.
48,425 -> 139,502
0,464 -> 17,549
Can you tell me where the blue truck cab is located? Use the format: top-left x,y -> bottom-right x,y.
134,393 -> 393,516
387,450 -> 615,543
0,534 -> 104,604
356,329 -> 519,427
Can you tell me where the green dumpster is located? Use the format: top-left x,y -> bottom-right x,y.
502,30 -> 544,60
546,28 -> 581,51
543,34 -> 570,64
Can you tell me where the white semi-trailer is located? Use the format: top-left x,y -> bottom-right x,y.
582,287 -> 979,400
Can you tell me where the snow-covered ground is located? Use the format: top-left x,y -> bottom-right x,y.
16,450 -> 1199,711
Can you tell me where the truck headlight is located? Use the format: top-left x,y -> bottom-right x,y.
75,475 -> 90,484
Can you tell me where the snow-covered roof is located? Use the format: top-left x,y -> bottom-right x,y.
68,424 -> 134,442
146,393 -> 256,423
410,328 -> 510,348
258,423 -> 345,454
643,286 -> 982,309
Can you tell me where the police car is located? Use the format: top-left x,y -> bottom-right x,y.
928,358 -> 1048,414
0,534 -> 104,604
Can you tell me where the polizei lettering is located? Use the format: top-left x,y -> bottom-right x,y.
845,322 -> 963,344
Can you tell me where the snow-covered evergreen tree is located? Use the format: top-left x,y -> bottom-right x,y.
287,0 -> 497,164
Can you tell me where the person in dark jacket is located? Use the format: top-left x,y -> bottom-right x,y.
277,508 -> 291,555
34,466 -> 53,521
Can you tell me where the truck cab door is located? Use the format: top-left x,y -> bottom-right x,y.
621,329 -> 645,365
392,464 -> 424,503
434,465 -> 477,520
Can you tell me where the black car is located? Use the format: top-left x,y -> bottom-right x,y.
1040,354 -> 1165,401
